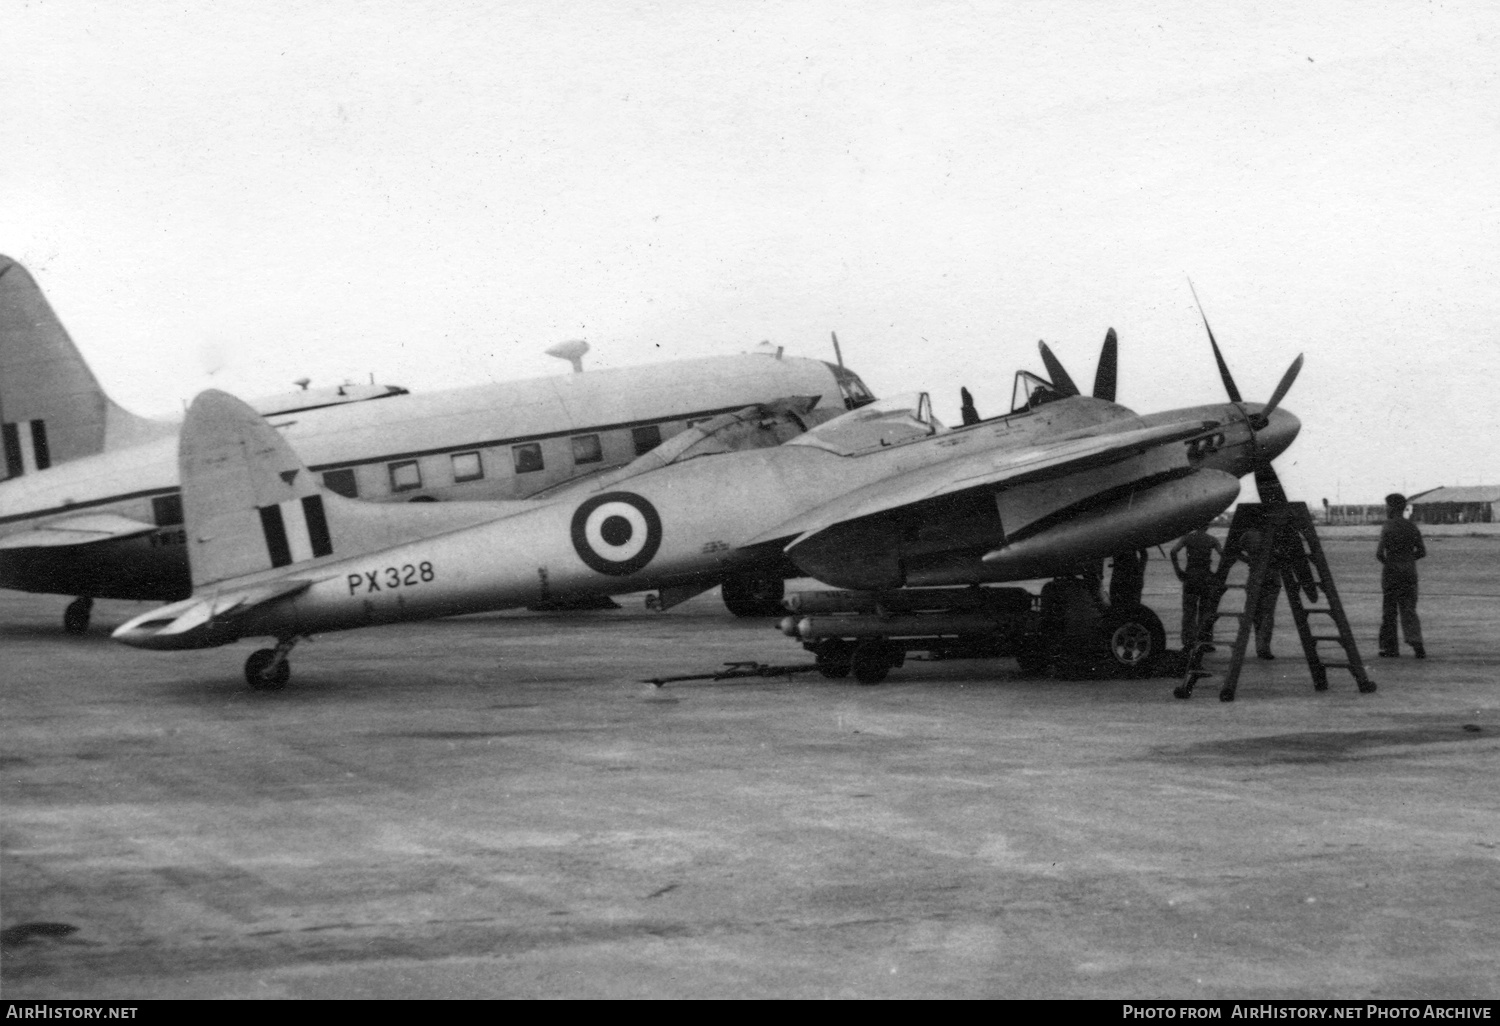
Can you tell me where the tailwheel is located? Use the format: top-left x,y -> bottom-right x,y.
245,647 -> 292,691
63,597 -> 93,635
850,639 -> 895,685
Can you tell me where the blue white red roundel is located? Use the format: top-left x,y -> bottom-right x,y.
570,492 -> 662,576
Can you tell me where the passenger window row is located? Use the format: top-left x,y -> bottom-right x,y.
320,423 -> 668,499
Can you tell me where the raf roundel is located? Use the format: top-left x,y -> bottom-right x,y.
570,492 -> 663,576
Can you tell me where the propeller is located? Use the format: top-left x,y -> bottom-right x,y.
1186,281 -> 1303,504
1092,328 -> 1117,402
1037,340 -> 1081,397
1037,328 -> 1118,401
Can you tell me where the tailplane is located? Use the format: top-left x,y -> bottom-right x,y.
182,389 -> 516,589
0,256 -> 172,479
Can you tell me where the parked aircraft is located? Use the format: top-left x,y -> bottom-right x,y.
114,325 -> 1304,690
0,256 -> 876,629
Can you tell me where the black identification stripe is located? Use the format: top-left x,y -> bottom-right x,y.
30,419 -> 50,470
258,505 -> 293,568
302,495 -> 333,557
2,423 -> 22,478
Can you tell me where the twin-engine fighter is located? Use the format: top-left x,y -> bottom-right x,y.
1,255 -> 876,628
114,324 -> 1303,690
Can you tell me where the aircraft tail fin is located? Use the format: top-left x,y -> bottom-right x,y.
181,389 -> 513,589
0,257 -> 172,480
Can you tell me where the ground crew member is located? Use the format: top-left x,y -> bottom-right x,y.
1235,527 -> 1281,659
1376,492 -> 1426,658
1108,549 -> 1147,609
1170,527 -> 1223,649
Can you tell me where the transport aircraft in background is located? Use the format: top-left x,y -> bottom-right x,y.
0,255 -> 876,631
113,324 -> 1305,690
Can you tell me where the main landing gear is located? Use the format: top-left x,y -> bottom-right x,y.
720,571 -> 786,618
244,637 -> 299,691
63,597 -> 93,635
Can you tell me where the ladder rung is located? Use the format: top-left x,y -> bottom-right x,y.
1319,661 -> 1351,669
1309,635 -> 1345,642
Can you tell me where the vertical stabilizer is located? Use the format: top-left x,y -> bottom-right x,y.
181,389 -> 511,588
0,256 -> 171,479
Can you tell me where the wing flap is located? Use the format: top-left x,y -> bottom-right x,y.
746,420 -> 1210,551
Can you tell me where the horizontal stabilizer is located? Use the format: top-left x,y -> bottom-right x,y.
751,419 -> 1211,552
0,513 -> 155,550
113,578 -> 315,650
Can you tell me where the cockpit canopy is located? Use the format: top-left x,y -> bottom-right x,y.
788,392 -> 946,455
824,362 -> 878,410
1010,370 -> 1067,414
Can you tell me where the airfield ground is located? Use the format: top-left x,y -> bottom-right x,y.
2,529 -> 1497,999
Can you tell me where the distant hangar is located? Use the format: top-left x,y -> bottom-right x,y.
1408,486 -> 1500,525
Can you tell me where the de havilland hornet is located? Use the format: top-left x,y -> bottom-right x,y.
0,255 -> 876,630
113,317 -> 1305,690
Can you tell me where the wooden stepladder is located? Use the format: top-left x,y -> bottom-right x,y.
1175,502 -> 1375,702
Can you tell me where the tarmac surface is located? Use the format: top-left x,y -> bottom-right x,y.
2,530 -> 1498,998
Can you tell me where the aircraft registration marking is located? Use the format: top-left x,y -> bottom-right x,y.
347,562 -> 435,595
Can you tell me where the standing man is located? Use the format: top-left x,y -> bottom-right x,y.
1170,526 -> 1223,650
1108,548 -> 1148,609
1235,527 -> 1282,660
1377,492 -> 1426,658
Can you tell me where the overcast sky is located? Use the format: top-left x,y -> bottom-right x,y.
5,0 -> 1497,503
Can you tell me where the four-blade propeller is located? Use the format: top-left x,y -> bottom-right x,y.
1187,282 -> 1303,504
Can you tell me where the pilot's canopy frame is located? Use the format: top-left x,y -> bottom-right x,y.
1010,370 -> 1065,414
789,392 -> 945,455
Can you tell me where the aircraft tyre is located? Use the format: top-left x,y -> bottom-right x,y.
63,597 -> 93,635
850,639 -> 894,685
814,639 -> 852,679
1101,604 -> 1166,678
245,649 -> 290,691
720,572 -> 786,618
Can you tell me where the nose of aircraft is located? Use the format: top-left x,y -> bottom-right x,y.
1254,405 -> 1301,463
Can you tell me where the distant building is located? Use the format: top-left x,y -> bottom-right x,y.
1323,503 -> 1387,525
1408,486 -> 1500,525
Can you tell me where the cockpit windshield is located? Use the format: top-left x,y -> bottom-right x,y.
787,392 -> 946,455
1010,370 -> 1067,414
825,363 -> 878,410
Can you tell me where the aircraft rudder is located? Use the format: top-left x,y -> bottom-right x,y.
0,256 -> 167,479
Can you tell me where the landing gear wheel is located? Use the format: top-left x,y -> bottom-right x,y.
63,597 -> 93,635
1101,605 -> 1166,678
720,572 -> 786,618
850,640 -> 894,685
245,649 -> 290,691
814,639 -> 852,679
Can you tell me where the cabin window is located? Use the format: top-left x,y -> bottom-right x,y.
451,451 -> 484,483
389,460 -> 422,492
323,468 -> 358,498
152,493 -> 184,526
571,434 -> 602,465
512,443 -> 544,474
632,425 -> 662,455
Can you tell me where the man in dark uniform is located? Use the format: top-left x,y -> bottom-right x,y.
1170,527 -> 1223,649
1108,548 -> 1147,609
1235,526 -> 1282,659
1376,492 -> 1426,658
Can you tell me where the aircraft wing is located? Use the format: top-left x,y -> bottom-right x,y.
747,419 -> 1212,550
0,513 -> 158,549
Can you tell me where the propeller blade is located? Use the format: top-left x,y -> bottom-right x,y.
1092,327 -> 1118,402
1188,280 -> 1241,403
1262,353 -> 1303,417
1037,340 -> 1080,397
830,331 -> 844,370
1255,465 -> 1289,507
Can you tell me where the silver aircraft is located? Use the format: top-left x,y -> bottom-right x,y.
114,323 -> 1304,690
0,256 -> 875,628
